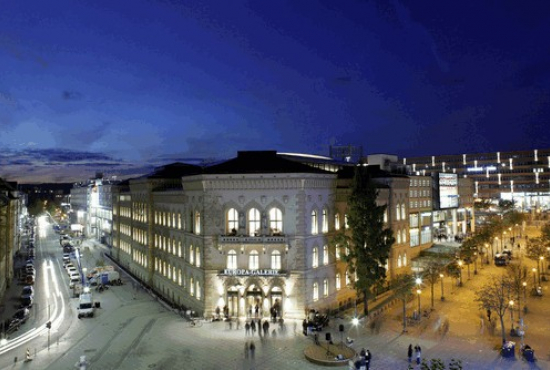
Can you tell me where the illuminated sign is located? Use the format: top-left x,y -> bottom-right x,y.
438,173 -> 458,209
466,166 -> 497,172
221,269 -> 281,276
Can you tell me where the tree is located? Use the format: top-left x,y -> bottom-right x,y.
391,274 -> 415,332
340,166 -> 395,317
475,275 -> 513,343
506,262 -> 527,318
422,258 -> 447,309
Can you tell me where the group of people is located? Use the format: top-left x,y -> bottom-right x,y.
407,344 -> 422,365
354,348 -> 372,370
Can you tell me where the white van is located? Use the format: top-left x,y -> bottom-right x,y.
69,274 -> 81,288
77,293 -> 94,318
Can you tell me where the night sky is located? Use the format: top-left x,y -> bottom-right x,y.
1,1 -> 550,183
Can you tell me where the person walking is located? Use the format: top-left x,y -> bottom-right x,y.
250,320 -> 256,335
249,341 -> 256,360
415,344 -> 422,365
244,341 -> 249,359
407,344 -> 413,364
263,320 -> 270,336
365,349 -> 371,370
245,321 -> 250,336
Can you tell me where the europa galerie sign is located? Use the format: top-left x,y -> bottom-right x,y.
222,269 -> 281,276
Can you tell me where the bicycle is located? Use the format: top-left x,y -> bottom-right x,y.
189,317 -> 204,328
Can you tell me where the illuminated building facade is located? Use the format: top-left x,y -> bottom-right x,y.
403,148 -> 550,211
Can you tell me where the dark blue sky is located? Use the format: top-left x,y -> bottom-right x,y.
1,0 -> 550,183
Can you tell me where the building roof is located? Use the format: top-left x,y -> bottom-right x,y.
145,162 -> 203,179
203,151 -> 333,175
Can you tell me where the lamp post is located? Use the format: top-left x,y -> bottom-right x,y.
473,252 -> 478,274
416,289 -> 421,319
532,268 -> 537,287
509,300 -> 515,332
541,256 -> 546,280
458,260 -> 463,286
439,274 -> 445,301
537,258 -> 542,285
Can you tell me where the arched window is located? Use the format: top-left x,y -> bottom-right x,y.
269,207 -> 283,234
397,254 -> 402,268
313,282 -> 319,301
336,273 -> 341,290
402,229 -> 407,243
322,208 -> 328,233
335,244 -> 341,260
194,211 -> 201,234
248,208 -> 261,236
403,252 -> 408,266
311,210 -> 318,235
312,247 -> 318,268
196,248 -> 201,267
345,271 -> 351,286
334,213 -> 340,230
196,281 -> 201,300
227,208 -> 239,234
271,250 -> 281,270
401,204 -> 406,220
383,210 -> 388,223
344,214 -> 349,229
189,245 -> 194,265
323,279 -> 329,297
190,277 -> 195,296
396,204 -> 401,221
227,250 -> 237,269
249,250 -> 259,270
323,245 -> 329,265
397,230 -> 402,244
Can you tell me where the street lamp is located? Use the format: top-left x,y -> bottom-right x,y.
473,252 -> 478,274
541,256 -> 546,280
439,274 -> 445,301
416,289 -> 422,319
458,260 -> 463,286
509,300 -> 515,331
538,257 -> 542,285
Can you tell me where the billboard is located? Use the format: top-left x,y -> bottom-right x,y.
438,173 -> 458,209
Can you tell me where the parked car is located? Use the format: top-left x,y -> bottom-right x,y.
20,295 -> 33,309
11,307 -> 31,324
25,275 -> 35,285
21,286 -> 34,299
67,267 -> 78,276
62,253 -> 71,263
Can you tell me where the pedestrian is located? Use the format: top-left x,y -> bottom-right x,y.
249,341 -> 256,359
360,348 -> 366,359
244,341 -> 249,359
487,309 -> 492,322
365,350 -> 371,370
263,320 -> 270,336
250,320 -> 256,335
245,321 -> 250,336
302,318 -> 308,336
407,344 -> 413,363
415,344 -> 421,365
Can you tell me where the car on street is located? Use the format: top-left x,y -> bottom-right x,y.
62,253 -> 71,263
11,307 -> 31,324
20,295 -> 33,309
67,266 -> 78,276
21,286 -> 34,299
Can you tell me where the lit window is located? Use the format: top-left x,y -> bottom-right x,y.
311,210 -> 318,235
190,277 -> 194,296
336,273 -> 341,290
249,208 -> 261,236
269,208 -> 283,234
402,230 -> 407,243
227,208 -> 239,234
323,279 -> 328,297
396,204 -> 401,221
334,214 -> 340,230
271,250 -> 281,270
196,248 -> 201,267
312,247 -> 318,268
401,204 -> 406,219
335,245 -> 341,260
194,211 -> 201,234
403,252 -> 407,266
249,250 -> 259,270
313,282 -> 319,301
196,281 -> 201,300
345,271 -> 351,286
384,210 -> 388,223
323,245 -> 329,265
322,209 -> 328,233
189,245 -> 194,265
344,214 -> 349,229
397,254 -> 402,268
397,230 -> 402,244
227,250 -> 237,269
